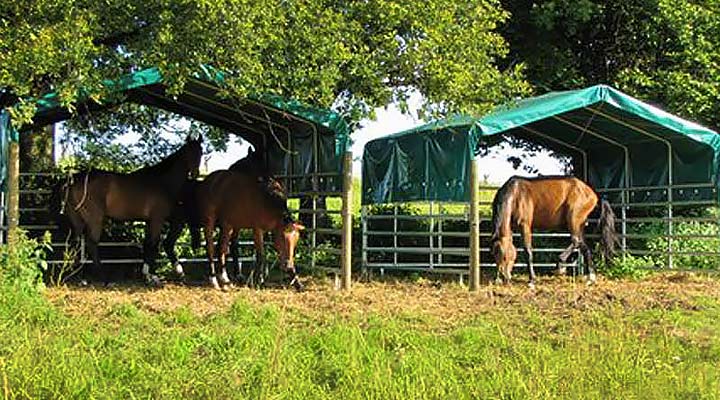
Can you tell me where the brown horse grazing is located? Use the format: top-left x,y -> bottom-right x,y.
163,148 -> 270,280
58,135 -> 203,286
490,176 -> 618,288
195,169 -> 305,291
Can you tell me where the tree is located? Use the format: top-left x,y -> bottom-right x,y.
1,0 -> 528,128
500,0 -> 720,129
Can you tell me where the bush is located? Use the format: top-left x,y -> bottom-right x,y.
0,229 -> 52,292
647,221 -> 720,270
598,254 -> 652,280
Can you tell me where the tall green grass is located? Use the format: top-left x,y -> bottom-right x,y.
1,288 -> 718,399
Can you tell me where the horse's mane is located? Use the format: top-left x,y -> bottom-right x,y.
491,177 -> 519,241
259,176 -> 289,214
229,148 -> 266,175
133,140 -> 197,175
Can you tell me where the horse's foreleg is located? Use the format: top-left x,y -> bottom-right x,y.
84,213 -> 107,285
142,219 -> 164,287
203,221 -> 220,290
251,229 -> 265,289
218,225 -> 233,287
521,225 -> 535,288
163,218 -> 186,279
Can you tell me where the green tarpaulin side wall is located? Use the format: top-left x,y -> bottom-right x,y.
1,67 -> 351,192
363,85 -> 720,205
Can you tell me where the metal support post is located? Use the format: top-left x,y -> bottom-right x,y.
340,151 -> 353,290
469,158 -> 481,291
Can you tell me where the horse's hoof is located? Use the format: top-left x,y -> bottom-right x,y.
587,273 -> 597,286
528,282 -> 536,290
174,262 -> 185,277
554,266 -> 567,276
147,275 -> 163,288
209,276 -> 221,290
292,281 -> 305,292
494,277 -> 503,285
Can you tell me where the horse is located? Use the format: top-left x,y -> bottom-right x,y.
194,169 -> 305,291
163,148 -> 270,280
490,175 -> 618,288
55,135 -> 203,286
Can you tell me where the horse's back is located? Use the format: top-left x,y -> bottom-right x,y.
514,176 -> 598,228
196,169 -> 283,230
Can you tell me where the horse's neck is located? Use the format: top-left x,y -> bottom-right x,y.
133,158 -> 188,195
494,186 -> 517,239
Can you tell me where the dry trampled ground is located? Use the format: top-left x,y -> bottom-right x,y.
44,272 -> 720,327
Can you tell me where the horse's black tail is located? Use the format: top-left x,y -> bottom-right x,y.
598,199 -> 619,263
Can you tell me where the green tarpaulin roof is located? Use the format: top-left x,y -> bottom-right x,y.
1,66 -> 351,192
363,84 -> 720,205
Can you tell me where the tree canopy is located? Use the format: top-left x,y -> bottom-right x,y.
0,0 -> 528,126
501,0 -> 720,129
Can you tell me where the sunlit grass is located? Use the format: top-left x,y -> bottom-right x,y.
1,278 -> 719,399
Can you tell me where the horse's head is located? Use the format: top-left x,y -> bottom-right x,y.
492,236 -> 517,282
273,219 -> 305,290
183,134 -> 203,179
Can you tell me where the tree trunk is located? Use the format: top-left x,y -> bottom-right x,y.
20,124 -> 55,172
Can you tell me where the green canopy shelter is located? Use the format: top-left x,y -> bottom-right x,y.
363,85 -> 720,205
1,66 -> 351,194
0,66 -> 355,288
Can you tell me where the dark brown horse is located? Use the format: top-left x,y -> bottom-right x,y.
490,176 -> 617,288
163,148 -> 269,280
194,169 -> 305,291
58,135 -> 203,285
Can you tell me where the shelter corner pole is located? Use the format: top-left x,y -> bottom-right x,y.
7,140 -> 19,244
341,151 -> 353,290
469,157 -> 481,292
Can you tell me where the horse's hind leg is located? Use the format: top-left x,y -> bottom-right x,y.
578,235 -> 596,284
250,229 -> 265,289
203,221 -> 220,290
229,231 -> 244,283
556,237 -> 580,276
521,225 -> 536,288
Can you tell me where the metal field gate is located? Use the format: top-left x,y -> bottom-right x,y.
361,184 -> 720,279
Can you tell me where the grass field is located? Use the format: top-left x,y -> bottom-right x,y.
1,273 -> 719,399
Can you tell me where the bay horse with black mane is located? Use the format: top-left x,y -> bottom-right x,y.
193,168 -> 305,291
55,135 -> 202,286
490,176 -> 618,288
163,148 -> 269,281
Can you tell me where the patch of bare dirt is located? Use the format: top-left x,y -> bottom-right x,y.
44,272 -> 720,326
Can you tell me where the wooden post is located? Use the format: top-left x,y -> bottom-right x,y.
469,158 -> 481,291
341,151 -> 353,290
7,140 -> 20,244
